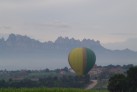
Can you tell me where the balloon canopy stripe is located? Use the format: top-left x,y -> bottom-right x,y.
68,48 -> 83,75
85,48 -> 96,74
83,48 -> 87,75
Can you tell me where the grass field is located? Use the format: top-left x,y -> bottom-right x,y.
0,88 -> 108,92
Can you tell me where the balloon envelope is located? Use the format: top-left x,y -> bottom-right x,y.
68,48 -> 96,76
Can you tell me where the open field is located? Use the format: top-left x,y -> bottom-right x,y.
0,88 -> 108,92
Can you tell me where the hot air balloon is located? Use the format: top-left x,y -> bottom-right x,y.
68,48 -> 96,76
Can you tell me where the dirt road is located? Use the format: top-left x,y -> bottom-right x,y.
85,80 -> 98,90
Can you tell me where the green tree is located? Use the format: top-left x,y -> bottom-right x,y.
127,66 -> 137,92
0,79 -> 7,87
108,74 -> 128,92
108,66 -> 137,92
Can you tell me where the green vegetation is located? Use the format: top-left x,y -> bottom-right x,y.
108,66 -> 137,92
0,88 -> 108,92
0,64 -> 134,90
0,75 -> 90,88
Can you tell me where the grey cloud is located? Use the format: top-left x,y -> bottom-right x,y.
110,32 -> 137,36
40,24 -> 69,29
0,26 -> 12,30
37,22 -> 70,29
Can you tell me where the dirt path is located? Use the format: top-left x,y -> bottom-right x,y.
85,80 -> 98,90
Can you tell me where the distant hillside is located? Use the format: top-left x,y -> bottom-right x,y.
0,34 -> 137,70
103,38 -> 137,51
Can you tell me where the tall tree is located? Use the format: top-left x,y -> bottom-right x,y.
108,74 -> 128,92
127,66 -> 137,92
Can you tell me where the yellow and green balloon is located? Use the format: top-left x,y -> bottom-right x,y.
68,48 -> 96,76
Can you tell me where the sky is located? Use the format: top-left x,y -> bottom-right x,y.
0,0 -> 137,50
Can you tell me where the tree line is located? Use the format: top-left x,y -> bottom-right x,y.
0,75 -> 90,88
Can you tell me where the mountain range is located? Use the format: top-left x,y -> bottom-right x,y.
0,34 -> 137,70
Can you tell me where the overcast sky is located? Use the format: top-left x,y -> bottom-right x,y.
0,0 -> 137,50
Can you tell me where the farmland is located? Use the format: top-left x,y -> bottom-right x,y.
0,88 -> 108,92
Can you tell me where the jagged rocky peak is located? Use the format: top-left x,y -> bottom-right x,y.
6,33 -> 26,42
7,33 -> 16,42
55,36 -> 65,43
82,38 -> 100,44
56,36 -> 89,43
4,34 -> 103,49
55,36 -> 70,43
6,34 -> 40,43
